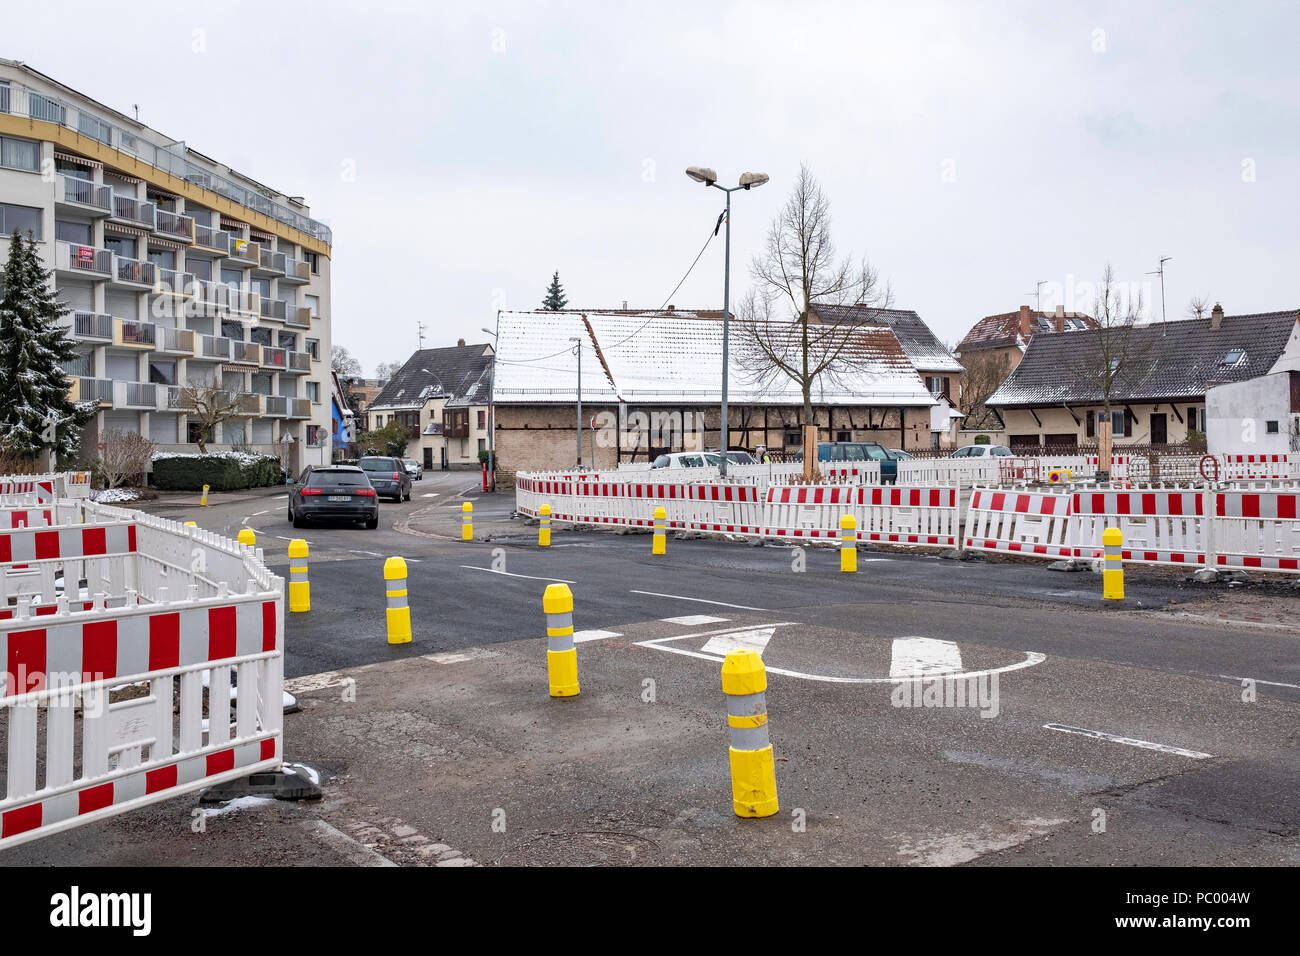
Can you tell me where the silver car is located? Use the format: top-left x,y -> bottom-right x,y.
402,458 -> 423,480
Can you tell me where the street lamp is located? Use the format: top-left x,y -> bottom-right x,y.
481,325 -> 498,489
569,336 -> 583,468
685,166 -> 769,477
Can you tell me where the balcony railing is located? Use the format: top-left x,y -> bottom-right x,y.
115,319 -> 156,347
287,398 -> 312,419
232,341 -> 261,364
285,305 -> 311,328
261,346 -> 287,370
281,257 -> 310,283
74,377 -> 114,404
260,298 -> 286,321
193,278 -> 233,311
155,268 -> 195,297
70,311 -> 114,340
193,224 -> 231,253
159,384 -> 194,411
153,209 -> 195,242
113,256 -> 157,287
226,237 -> 261,265
55,241 -> 113,276
257,249 -> 286,274
119,381 -> 157,408
235,393 -> 262,415
262,395 -> 288,417
287,351 -> 311,372
155,326 -> 195,353
110,194 -> 156,227
58,175 -> 111,213
197,334 -> 233,360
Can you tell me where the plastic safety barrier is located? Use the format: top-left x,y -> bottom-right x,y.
963,488 -> 1074,558
1213,490 -> 1300,572
1071,489 -> 1207,566
1220,454 -> 1297,481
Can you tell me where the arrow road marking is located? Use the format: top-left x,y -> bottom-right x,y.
662,615 -> 728,626
890,637 -> 963,678
1043,723 -> 1211,759
701,625 -> 776,656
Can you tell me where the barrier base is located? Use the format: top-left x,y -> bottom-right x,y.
200,764 -> 324,803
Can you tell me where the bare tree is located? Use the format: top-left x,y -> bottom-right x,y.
332,344 -> 362,379
958,350 -> 1016,428
96,428 -> 155,488
180,377 -> 243,453
736,164 -> 892,477
375,360 -> 403,380
1186,293 -> 1213,320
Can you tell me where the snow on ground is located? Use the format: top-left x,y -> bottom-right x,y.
90,487 -> 140,503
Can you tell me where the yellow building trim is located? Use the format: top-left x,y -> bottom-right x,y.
0,113 -> 331,257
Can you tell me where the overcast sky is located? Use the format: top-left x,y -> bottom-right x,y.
10,1 -> 1299,375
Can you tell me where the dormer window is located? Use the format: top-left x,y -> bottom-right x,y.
1221,348 -> 1246,367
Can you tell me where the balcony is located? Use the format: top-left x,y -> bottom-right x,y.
284,351 -> 312,374
261,346 -> 288,371
66,310 -> 114,342
154,269 -> 195,298
115,381 -> 157,409
191,224 -> 231,256
56,175 -> 111,217
196,334 -> 233,361
70,377 -> 114,405
192,278 -> 234,313
153,209 -> 195,243
225,237 -> 261,267
285,305 -> 312,329
280,257 -> 310,284
262,395 -> 288,417
235,393 -> 262,416
230,290 -> 261,318
287,398 -> 312,419
254,249 -> 286,276
259,298 -> 286,322
231,341 -> 261,364
158,384 -> 194,411
113,319 -> 156,349
109,194 -> 156,229
154,326 -> 195,355
55,241 -> 113,279
110,255 -> 157,290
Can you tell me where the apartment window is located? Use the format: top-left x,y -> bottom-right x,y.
277,331 -> 296,349
221,267 -> 243,288
251,276 -> 270,298
0,135 -> 40,172
1085,410 -> 1095,438
305,381 -> 320,404
477,410 -> 487,429
188,258 -> 212,281
221,320 -> 245,340
104,235 -> 136,258
305,294 -> 320,317
55,158 -> 91,180
1111,409 -> 1129,438
250,327 -> 272,346
304,252 -> 319,274
1266,420 -> 1280,434
306,424 -> 324,446
0,81 -> 8,114
148,359 -> 177,386
0,203 -> 43,239
189,207 -> 212,227
478,438 -> 486,455
55,220 -> 92,245
306,339 -> 320,361
148,249 -> 176,270
835,430 -> 851,443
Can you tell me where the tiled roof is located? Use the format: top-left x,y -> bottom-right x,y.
959,307 -> 1097,352
368,343 -> 494,411
813,305 -> 964,372
493,310 -> 935,406
988,310 -> 1300,407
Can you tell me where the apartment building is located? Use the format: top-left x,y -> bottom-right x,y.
0,60 -> 333,472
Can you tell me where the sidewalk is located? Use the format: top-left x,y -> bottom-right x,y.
143,484 -> 290,509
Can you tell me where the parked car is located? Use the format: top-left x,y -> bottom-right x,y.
651,452 -> 723,468
402,458 -> 423,480
358,455 -> 413,501
722,450 -> 758,465
816,441 -> 899,483
949,444 -> 1014,458
287,465 -> 379,529
890,449 -> 915,460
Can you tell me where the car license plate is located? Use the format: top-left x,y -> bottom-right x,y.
328,495 -> 351,502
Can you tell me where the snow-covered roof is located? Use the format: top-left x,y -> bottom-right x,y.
493,310 -> 936,406
813,305 -> 963,373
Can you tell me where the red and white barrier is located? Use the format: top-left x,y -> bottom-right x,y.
1213,490 -> 1300,572
1070,489 -> 1207,566
763,485 -> 859,540
963,488 -> 1073,558
859,486 -> 960,548
1220,454 -> 1297,481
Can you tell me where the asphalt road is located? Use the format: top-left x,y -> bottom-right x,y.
6,477 -> 1299,867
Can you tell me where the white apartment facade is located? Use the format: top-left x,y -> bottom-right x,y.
0,60 -> 334,473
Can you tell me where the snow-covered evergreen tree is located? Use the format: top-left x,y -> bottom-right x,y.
0,231 -> 95,463
540,271 -> 568,311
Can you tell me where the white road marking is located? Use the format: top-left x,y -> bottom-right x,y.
701,625 -> 776,656
253,509 -> 270,516
300,819 -> 398,867
1217,674 -> 1300,690
573,629 -> 622,643
421,493 -> 440,498
630,590 -> 769,611
422,648 -> 499,664
349,549 -> 382,557
1043,723 -> 1211,759
461,565 -> 577,584
273,494 -> 288,500
890,637 -> 963,678
662,615 -> 728,626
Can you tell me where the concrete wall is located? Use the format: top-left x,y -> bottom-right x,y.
1206,372 -> 1300,455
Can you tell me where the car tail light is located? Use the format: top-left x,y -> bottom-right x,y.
301,488 -> 323,496
356,488 -> 376,497
392,472 -> 401,481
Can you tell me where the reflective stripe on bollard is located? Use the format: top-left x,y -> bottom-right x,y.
543,583 -> 579,697
652,505 -> 666,555
1103,526 -> 1124,601
462,501 -> 473,541
721,648 -> 779,818
384,556 -> 412,643
840,513 -> 857,573
539,503 -> 551,548
288,538 -> 310,612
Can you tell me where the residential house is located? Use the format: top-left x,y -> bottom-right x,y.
364,341 -> 493,470
987,305 -> 1300,449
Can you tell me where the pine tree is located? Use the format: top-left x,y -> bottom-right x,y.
0,231 -> 95,464
540,271 -> 568,311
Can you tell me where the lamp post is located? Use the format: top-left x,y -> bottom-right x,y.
569,335 -> 583,467
685,166 -> 769,478
481,323 -> 498,490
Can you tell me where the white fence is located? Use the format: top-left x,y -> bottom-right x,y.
0,482 -> 283,850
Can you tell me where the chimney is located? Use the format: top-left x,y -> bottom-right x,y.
1052,304 -> 1065,332
667,304 -> 675,312
457,337 -> 466,347
1210,303 -> 1224,330
1018,305 -> 1032,337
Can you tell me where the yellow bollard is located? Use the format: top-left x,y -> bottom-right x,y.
384,556 -> 412,643
543,583 -> 579,697
721,649 -> 779,818
539,504 -> 551,547
184,521 -> 197,527
200,484 -> 210,507
461,501 -> 473,541
288,538 -> 310,612
1103,526 -> 1124,601
237,528 -> 256,548
840,514 -> 857,572
652,506 -> 666,555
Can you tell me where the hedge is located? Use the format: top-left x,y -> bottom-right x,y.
151,452 -> 282,491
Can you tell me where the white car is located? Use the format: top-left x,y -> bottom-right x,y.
651,452 -> 722,468
949,444 -> 1014,458
402,458 -> 423,480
